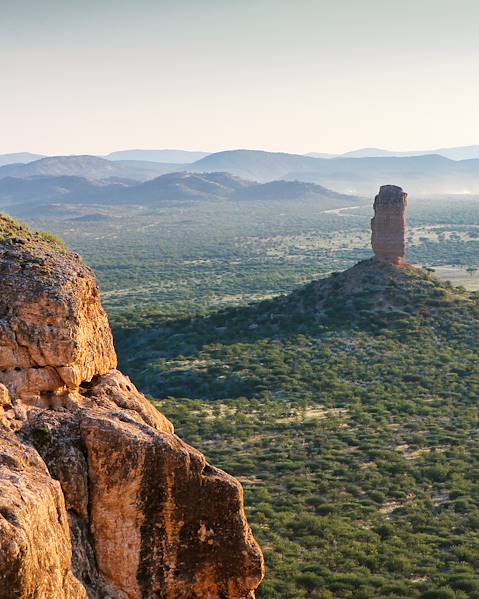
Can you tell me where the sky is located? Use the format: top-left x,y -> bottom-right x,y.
1,0 -> 478,155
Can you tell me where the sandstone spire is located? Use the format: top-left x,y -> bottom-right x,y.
371,185 -> 408,266
0,215 -> 264,599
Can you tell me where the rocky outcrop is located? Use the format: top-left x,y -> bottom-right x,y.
0,216 -> 264,598
371,185 -> 408,265
0,224 -> 116,401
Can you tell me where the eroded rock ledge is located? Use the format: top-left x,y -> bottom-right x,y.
0,216 -> 264,599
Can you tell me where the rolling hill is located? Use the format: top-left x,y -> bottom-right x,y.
345,145 -> 479,161
231,179 -> 355,202
123,171 -> 253,203
190,150 -> 479,194
0,171 -> 362,218
5,149 -> 479,196
284,154 -> 466,195
105,149 -> 210,163
0,155 -> 179,182
0,152 -> 44,167
308,145 -> 479,160
190,150 -> 321,181
0,175 -> 127,204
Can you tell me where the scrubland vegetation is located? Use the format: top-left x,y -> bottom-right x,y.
25,194 -> 479,598
113,261 -> 479,598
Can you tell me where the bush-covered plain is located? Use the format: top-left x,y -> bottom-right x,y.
22,194 -> 479,598
114,261 -> 479,598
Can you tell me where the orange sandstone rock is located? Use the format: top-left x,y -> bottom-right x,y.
371,185 -> 408,266
0,216 -> 264,598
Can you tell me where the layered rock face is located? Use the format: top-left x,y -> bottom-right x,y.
371,185 -> 408,265
0,216 -> 264,599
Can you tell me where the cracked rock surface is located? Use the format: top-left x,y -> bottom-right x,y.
0,216 -> 264,599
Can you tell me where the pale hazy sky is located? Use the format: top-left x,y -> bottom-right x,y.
1,0 -> 478,155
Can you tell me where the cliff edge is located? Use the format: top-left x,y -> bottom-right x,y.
0,216 -> 264,599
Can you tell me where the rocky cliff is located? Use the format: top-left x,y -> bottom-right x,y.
371,184 -> 408,265
0,216 -> 264,599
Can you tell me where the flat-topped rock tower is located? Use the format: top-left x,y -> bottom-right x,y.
371,185 -> 408,266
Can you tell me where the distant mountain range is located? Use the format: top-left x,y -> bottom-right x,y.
189,150 -> 479,194
4,148 -> 479,195
0,171 -> 360,219
104,149 -> 210,163
0,156 -> 177,182
0,150 -> 209,168
0,153 -> 44,167
308,145 -> 479,160
0,175 -> 122,204
290,154 -> 479,195
2,144 -> 479,169
190,150 -> 321,182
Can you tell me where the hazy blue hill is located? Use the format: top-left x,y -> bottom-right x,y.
125,172 -> 361,206
6,150 -> 479,194
0,172 -> 252,209
340,147 -> 410,158
190,149 -> 320,181
330,145 -> 479,160
0,152 -> 44,167
110,159 -> 181,179
0,156 -> 117,179
231,179 -> 360,202
0,175 -> 125,205
435,145 -> 479,160
127,171 -> 253,201
304,152 -> 337,159
189,150 -> 479,194
130,172 -> 359,208
285,154 -> 479,194
109,171 -> 253,205
0,175 -> 129,219
105,149 -> 209,163
0,171 -> 360,213
0,155 -> 178,182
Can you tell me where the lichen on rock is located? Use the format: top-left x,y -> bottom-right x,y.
0,214 -> 264,598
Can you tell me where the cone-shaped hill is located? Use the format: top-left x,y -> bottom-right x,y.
117,255 -> 479,400
280,257 -> 479,335
228,257 -> 473,333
